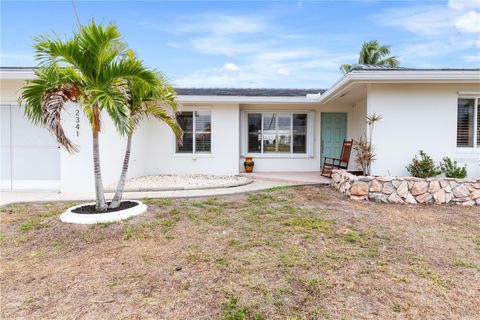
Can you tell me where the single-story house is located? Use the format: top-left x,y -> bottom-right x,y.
1,65 -> 479,193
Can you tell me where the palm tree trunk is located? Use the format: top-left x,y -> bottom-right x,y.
109,133 -> 132,209
92,106 -> 107,211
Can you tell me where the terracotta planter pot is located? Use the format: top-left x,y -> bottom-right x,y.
244,156 -> 254,173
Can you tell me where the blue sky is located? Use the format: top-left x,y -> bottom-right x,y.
1,0 -> 479,88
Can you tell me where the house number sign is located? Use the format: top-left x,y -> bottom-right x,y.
75,109 -> 80,137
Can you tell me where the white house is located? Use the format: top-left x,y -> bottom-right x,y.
1,65 -> 479,193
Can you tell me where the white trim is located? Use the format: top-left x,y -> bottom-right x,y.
319,70 -> 480,104
0,69 -> 36,80
240,110 -> 314,158
60,200 -> 147,224
457,96 -> 479,149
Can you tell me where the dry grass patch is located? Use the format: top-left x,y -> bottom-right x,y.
1,186 -> 479,319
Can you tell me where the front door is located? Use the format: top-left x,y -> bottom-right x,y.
320,112 -> 347,166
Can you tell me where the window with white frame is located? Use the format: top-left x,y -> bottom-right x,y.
457,98 -> 479,148
176,110 -> 211,153
245,111 -> 311,155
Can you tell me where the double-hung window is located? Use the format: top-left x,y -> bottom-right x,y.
176,110 -> 211,153
457,97 -> 480,148
246,111 -> 311,155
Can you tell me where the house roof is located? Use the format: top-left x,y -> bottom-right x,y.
349,64 -> 480,72
1,66 -> 479,104
175,88 -> 326,97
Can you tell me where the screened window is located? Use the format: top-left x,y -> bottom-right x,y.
457,98 -> 479,148
247,112 -> 308,154
176,111 -> 211,153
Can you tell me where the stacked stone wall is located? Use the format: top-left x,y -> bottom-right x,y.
331,170 -> 480,206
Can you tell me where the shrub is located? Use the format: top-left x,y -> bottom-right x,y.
439,157 -> 467,178
406,150 -> 441,178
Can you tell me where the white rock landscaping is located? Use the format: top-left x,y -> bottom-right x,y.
106,174 -> 252,192
331,170 -> 480,206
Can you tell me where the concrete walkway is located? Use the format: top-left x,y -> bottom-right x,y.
0,179 -> 296,207
241,171 -> 331,185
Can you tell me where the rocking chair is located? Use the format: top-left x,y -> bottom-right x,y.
321,139 -> 353,177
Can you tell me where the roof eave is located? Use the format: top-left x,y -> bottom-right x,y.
176,95 -> 319,104
318,70 -> 480,104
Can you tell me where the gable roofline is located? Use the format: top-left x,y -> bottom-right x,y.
318,66 -> 480,103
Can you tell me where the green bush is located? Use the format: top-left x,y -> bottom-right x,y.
406,150 -> 441,178
439,157 -> 467,178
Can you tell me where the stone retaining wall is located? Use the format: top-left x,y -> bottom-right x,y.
331,170 -> 480,206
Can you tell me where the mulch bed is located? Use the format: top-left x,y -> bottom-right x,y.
71,201 -> 138,214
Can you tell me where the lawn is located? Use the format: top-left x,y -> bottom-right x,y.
1,186 -> 479,319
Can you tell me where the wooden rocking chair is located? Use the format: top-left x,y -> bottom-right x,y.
321,139 -> 353,177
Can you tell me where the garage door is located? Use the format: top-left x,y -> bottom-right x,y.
1,104 -> 60,190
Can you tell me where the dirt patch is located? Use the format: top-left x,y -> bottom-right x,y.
1,186 -> 479,319
71,201 -> 138,214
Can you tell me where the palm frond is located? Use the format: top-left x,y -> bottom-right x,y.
19,65 -> 81,153
340,64 -> 352,74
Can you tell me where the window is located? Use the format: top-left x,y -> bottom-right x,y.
246,111 -> 310,154
176,111 -> 211,153
457,98 -> 479,148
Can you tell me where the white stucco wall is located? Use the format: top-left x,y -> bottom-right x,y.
368,83 -> 480,178
144,103 -> 240,176
59,103 -> 240,193
239,102 -> 364,172
59,103 -> 150,193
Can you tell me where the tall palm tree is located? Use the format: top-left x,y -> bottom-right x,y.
19,20 -> 158,210
109,72 -> 182,208
341,40 -> 399,74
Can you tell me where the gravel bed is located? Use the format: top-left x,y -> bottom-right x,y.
108,174 -> 251,191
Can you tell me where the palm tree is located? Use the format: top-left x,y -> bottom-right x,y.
19,20 -> 158,210
109,72 -> 182,208
341,40 -> 399,74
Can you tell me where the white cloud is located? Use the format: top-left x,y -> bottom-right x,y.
448,0 -> 480,10
374,6 -> 454,36
374,2 -> 480,65
455,11 -> 480,33
177,14 -> 267,35
276,68 -> 290,76
190,36 -> 273,57
223,63 -> 239,72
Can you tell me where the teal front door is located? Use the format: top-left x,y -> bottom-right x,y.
321,113 -> 347,166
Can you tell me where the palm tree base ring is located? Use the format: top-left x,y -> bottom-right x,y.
60,200 -> 147,224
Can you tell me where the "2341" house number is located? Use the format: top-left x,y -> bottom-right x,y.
75,109 -> 80,137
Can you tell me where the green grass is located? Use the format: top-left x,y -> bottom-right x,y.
341,229 -> 363,243
284,217 -> 331,231
453,260 -> 480,271
221,297 -> 248,320
18,218 -> 40,232
264,185 -> 291,192
143,197 -> 173,206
